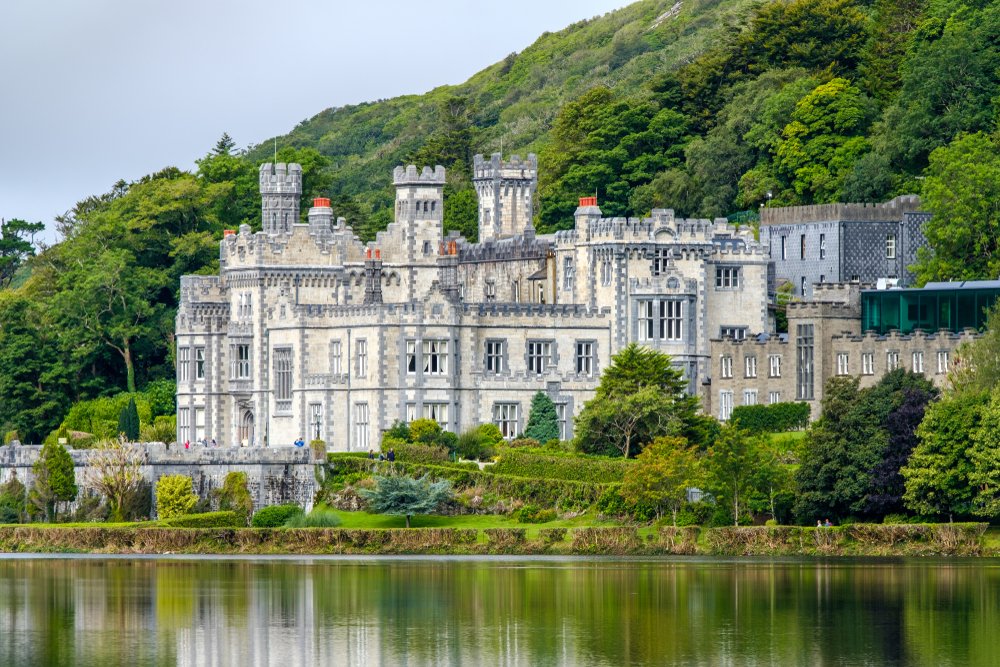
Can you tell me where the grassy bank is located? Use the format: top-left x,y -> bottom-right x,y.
0,518 -> 990,557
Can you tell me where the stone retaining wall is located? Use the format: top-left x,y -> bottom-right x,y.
0,443 -> 318,516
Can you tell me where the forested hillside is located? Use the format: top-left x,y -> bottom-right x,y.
2,0 -> 1000,442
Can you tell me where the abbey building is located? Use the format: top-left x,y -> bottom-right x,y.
175,156 -> 770,449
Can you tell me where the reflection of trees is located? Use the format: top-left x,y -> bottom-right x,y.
2,558 -> 1000,665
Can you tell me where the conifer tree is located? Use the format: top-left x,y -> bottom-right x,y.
118,397 -> 140,441
30,441 -> 77,521
525,391 -> 560,443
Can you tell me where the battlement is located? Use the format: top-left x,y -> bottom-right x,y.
462,302 -> 611,319
761,195 -> 922,226
393,164 -> 446,186
833,328 -> 978,344
458,235 -> 550,263
259,162 -> 303,192
473,152 -> 538,180
787,301 -> 861,318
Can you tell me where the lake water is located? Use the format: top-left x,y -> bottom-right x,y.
1,555 -> 997,666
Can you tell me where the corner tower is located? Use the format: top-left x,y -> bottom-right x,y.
473,153 -> 537,241
392,164 -> 446,226
259,162 -> 302,235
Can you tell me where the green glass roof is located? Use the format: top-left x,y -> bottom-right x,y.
861,282 -> 1000,335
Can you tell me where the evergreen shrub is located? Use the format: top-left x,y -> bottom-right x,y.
251,504 -> 303,528
156,510 -> 241,528
730,402 -> 810,433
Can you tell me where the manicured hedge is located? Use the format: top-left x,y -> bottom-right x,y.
384,442 -> 450,465
251,504 -> 303,528
155,511 -> 242,528
730,402 -> 810,433
328,455 -> 607,510
491,449 -> 632,484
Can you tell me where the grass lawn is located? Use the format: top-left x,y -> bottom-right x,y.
769,431 -> 806,452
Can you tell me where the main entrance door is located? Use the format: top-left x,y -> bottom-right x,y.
239,410 -> 255,447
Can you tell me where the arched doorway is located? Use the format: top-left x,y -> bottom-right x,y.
239,410 -> 255,447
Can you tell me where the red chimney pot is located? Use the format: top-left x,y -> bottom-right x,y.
313,197 -> 331,208
579,196 -> 598,207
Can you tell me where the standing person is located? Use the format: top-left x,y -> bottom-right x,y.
211,438 -> 217,448
387,448 -> 395,462
817,520 -> 822,528
184,440 -> 190,450
824,518 -> 833,527
368,449 -> 375,460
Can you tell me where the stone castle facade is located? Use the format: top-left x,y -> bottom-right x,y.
175,156 -> 771,450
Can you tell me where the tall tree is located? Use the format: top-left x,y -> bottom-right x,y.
30,441 -> 77,522
87,438 -> 147,522
912,132 -> 1000,284
902,390 -> 986,521
621,436 -> 700,525
705,426 -> 774,526
0,218 -> 44,288
575,343 -> 699,458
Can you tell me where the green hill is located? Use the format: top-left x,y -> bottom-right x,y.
4,0 -> 1000,441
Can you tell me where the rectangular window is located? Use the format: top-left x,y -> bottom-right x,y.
309,403 -> 323,441
331,341 -> 342,375
422,340 -> 448,375
781,236 -> 787,260
652,248 -> 670,276
664,301 -> 682,340
194,347 -> 205,381
819,233 -> 826,260
743,389 -> 758,406
485,281 -> 496,302
887,351 -> 899,371
715,267 -> 740,289
563,257 -> 574,290
194,407 -> 206,442
178,408 -> 190,444
801,277 -> 807,296
527,340 -> 553,375
231,344 -> 250,380
744,355 -> 757,378
492,403 -> 519,439
720,355 -> 733,379
356,339 -> 368,378
820,274 -> 826,284
485,340 -> 505,374
601,260 -> 612,286
769,355 -> 781,378
536,282 -> 545,304
862,352 -> 875,375
768,391 -> 781,405
836,353 -> 849,376
797,324 -> 815,400
886,234 -> 897,259
937,351 -> 950,374
575,341 -> 595,376
511,281 -> 521,301
800,234 -> 806,260
423,403 -> 449,428
639,300 -> 655,341
406,340 -> 417,375
912,351 -> 924,374
273,347 -> 293,411
406,404 -> 416,423
719,391 -> 734,421
720,327 -> 747,341
555,403 -> 568,440
355,402 -> 369,449
178,347 -> 190,383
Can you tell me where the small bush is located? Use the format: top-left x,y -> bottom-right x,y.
140,415 -> 176,444
156,510 -> 242,528
765,519 -> 778,527
508,437 -> 541,449
409,419 -> 443,444
155,475 -> 198,519
539,528 -> 568,546
251,504 -> 304,528
4,430 -> 19,445
215,472 -> 253,525
512,504 -> 557,523
310,439 -> 327,461
676,502 -> 715,527
484,528 -> 527,550
283,506 -> 343,528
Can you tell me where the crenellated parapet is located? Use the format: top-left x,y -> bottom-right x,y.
457,234 -> 550,263
761,195 -> 922,226
474,153 -> 538,242
833,328 -> 979,344
392,165 -> 446,186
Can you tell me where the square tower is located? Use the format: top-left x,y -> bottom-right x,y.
259,163 -> 303,235
474,153 -> 537,241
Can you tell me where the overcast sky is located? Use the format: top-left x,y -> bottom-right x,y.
0,0 -> 629,242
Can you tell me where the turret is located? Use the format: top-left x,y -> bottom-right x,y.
474,153 -> 537,241
392,165 -> 446,224
436,240 -> 461,301
308,197 -> 333,235
259,162 -> 302,235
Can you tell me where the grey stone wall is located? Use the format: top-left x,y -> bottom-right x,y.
0,443 -> 318,517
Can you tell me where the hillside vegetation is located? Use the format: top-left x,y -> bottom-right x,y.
3,0 -> 1000,440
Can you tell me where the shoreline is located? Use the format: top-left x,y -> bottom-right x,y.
0,523 -> 991,557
